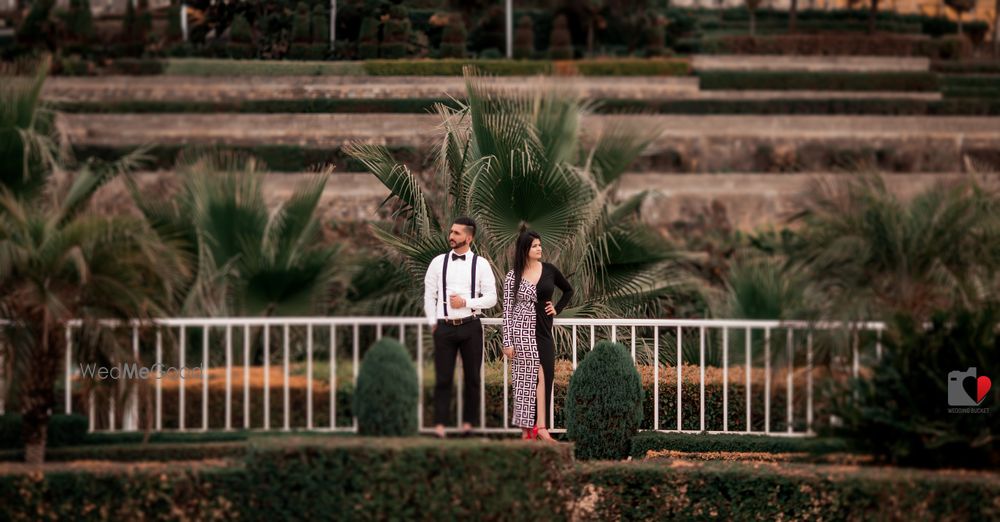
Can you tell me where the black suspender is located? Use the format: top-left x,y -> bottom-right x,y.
441,252 -> 481,317
441,253 -> 449,316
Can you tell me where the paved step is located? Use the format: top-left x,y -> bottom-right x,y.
99,171 -> 987,230
692,55 -> 931,73
59,113 -> 1000,173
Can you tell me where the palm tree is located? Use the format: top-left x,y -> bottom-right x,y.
0,59 -> 180,464
130,151 -> 343,319
346,69 -> 680,356
788,173 -> 1000,321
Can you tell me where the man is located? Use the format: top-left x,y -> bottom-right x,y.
424,217 -> 498,438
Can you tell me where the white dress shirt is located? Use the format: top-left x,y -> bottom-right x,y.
423,250 -> 498,326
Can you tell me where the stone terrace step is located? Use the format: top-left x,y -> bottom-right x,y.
59,113 -> 1000,173
103,171 -> 982,230
43,76 -> 942,104
691,55 -> 931,73
44,76 -> 701,102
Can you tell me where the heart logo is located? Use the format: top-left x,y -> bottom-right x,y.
977,376 -> 992,404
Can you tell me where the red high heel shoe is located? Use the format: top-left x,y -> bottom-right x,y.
521,427 -> 538,440
535,427 -> 558,443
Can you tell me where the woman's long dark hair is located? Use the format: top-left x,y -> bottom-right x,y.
512,230 -> 541,303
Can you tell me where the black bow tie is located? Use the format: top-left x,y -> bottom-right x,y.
451,253 -> 466,261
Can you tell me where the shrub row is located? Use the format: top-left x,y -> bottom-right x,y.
572,459 -> 1000,521
70,362 -> 823,434
51,98 -> 1000,116
630,432 -> 850,459
0,441 -> 248,463
67,58 -> 691,77
71,144 -> 425,173
696,33 -> 971,60
698,71 -> 940,92
0,414 -> 88,449
1,437 -> 998,520
932,60 -> 1000,74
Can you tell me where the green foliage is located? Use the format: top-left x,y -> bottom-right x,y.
788,174 -> 1000,320
354,339 -> 419,436
358,17 -> 380,59
363,59 -> 552,75
0,61 -> 176,463
245,438 -> 574,520
698,71 -> 940,91
440,20 -> 467,58
513,15 -> 535,59
548,14 -> 573,59
129,151 -> 341,317
827,306 -> 1000,469
291,2 -> 312,43
229,14 -> 254,44
0,414 -> 106,450
311,5 -> 329,44
630,432 -> 849,458
344,69 -> 678,336
566,342 -> 643,460
575,459 -> 1000,520
0,441 -> 248,462
66,0 -> 95,43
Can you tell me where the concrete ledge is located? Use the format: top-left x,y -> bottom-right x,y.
692,55 -> 931,73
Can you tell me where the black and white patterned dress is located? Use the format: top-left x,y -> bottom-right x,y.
502,264 -> 574,428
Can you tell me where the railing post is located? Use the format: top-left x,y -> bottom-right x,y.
722,327 -> 728,432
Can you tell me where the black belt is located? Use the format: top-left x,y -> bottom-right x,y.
438,316 -> 480,327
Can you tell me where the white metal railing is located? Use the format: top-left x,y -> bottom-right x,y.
5,317 -> 888,436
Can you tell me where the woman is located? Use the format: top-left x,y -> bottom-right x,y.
502,230 -> 574,442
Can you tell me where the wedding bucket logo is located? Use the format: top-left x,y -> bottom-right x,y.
947,367 -> 992,413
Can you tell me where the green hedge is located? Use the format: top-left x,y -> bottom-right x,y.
147,58 -> 691,77
49,98 -> 463,115
0,414 -> 88,449
71,144 -> 425,173
0,441 -> 249,462
2,437 -> 999,520
245,438 -> 574,520
363,59 -> 553,76
630,432 -> 850,459
572,460 -> 1000,521
698,71 -> 940,92
51,98 -> 1000,116
164,58 -> 367,76
932,60 -> 1000,74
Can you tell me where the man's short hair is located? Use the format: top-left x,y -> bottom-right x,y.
453,216 -> 477,237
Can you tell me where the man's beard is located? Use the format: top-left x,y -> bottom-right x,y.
450,238 -> 468,249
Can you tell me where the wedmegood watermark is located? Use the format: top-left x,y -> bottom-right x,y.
78,363 -> 202,380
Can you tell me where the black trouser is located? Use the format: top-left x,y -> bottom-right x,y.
433,319 -> 482,426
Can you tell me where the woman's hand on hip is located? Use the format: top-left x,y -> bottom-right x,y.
502,346 -> 515,358
545,301 -> 556,316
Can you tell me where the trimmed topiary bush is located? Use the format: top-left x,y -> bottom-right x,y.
354,338 -> 418,436
513,15 -> 535,59
548,14 -> 573,60
440,20 -> 467,58
358,17 -> 380,60
566,341 -> 643,460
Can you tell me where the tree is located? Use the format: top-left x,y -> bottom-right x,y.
747,0 -> 765,37
129,151 -> 342,319
345,70 -> 680,353
945,0 -> 977,36
513,15 -> 534,59
788,173 -> 1000,322
0,61 -> 180,464
548,14 -> 573,59
868,0 -> 880,34
789,0 -> 799,33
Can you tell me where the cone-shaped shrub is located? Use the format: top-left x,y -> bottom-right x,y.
566,341 -> 643,460
354,338 -> 418,436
